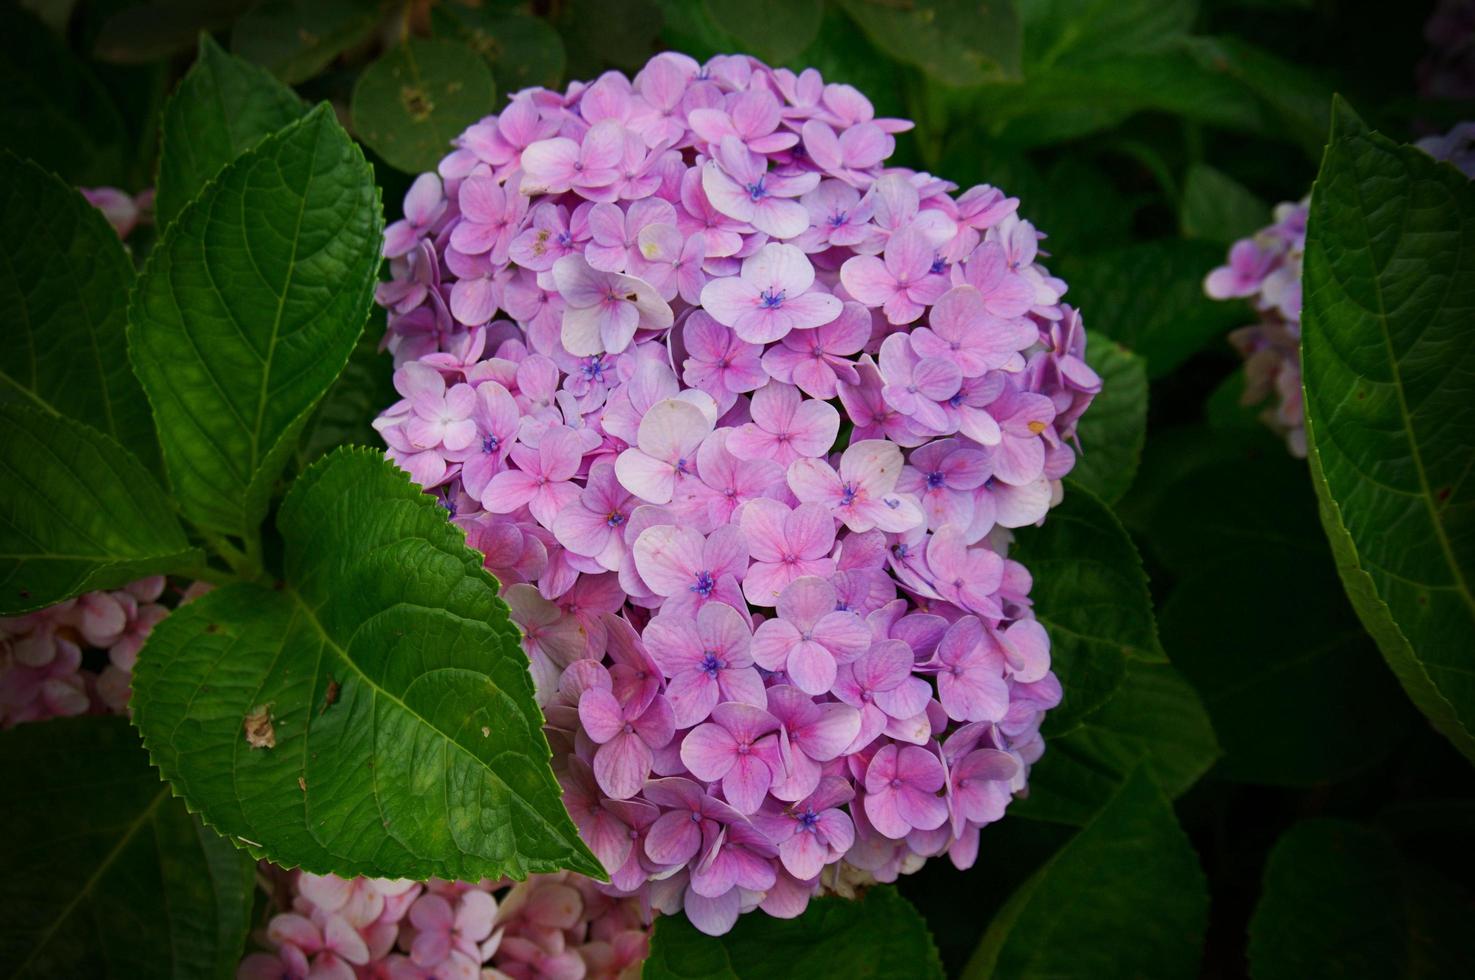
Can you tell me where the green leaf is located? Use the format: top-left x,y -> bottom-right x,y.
230,0 -> 381,84
1010,483 -> 1161,732
128,105 -> 383,543
1180,163 -> 1269,244
131,448 -> 600,880
703,0 -> 822,65
0,5 -> 128,186
1145,446 -> 1413,784
1018,0 -> 1195,70
92,0 -> 253,65
1055,239 -> 1246,378
155,33 -> 307,230
962,766 -> 1208,979
351,38 -> 497,176
431,6 -> 565,92
1069,332 -> 1146,504
0,405 -> 202,615
1015,661 -> 1218,825
1301,100 -> 1475,763
0,716 -> 255,979
0,153 -> 158,471
1163,549 -> 1411,786
645,888 -> 943,979
1249,820 -> 1475,979
836,0 -> 1022,87
938,48 -> 1270,149
295,312 -> 396,469
1181,36 -> 1332,158
559,0 -> 664,74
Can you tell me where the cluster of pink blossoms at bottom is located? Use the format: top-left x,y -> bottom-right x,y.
1204,121 -> 1473,457
239,869 -> 648,980
367,49 -> 1100,937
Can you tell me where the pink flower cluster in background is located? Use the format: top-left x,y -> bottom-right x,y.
239,869 -> 648,980
1204,198 -> 1310,457
0,577 -> 170,725
1205,121 -> 1473,458
371,50 -> 1100,937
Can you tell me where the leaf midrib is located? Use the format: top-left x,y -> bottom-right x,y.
1340,138 -> 1475,622
10,788 -> 167,977
282,581 -> 581,863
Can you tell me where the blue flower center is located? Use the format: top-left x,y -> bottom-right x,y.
581,356 -> 608,381
691,571 -> 716,596
760,288 -> 786,309
745,178 -> 768,201
798,809 -> 819,830
926,470 -> 946,489
839,482 -> 858,506
556,231 -> 574,247
929,255 -> 947,275
700,651 -> 722,677
605,511 -> 625,528
481,434 -> 500,454
948,392 -> 964,408
829,211 -> 848,228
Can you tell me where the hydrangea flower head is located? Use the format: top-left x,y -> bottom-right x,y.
371,49 -> 1103,937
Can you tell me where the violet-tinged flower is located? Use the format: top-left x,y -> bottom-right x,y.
504,584 -> 585,703
1205,238 -> 1277,299
700,243 -> 842,344
702,137 -> 818,239
408,890 -> 496,973
633,222 -> 708,304
584,198 -> 677,273
738,499 -> 837,605
552,254 -> 673,355
896,438 -> 990,531
449,172 -> 528,266
764,686 -> 862,802
453,381 -> 520,501
642,776 -> 747,867
988,386 -> 1057,486
694,428 -> 785,530
480,424 -> 583,526
682,311 -> 767,411
727,381 -> 840,467
863,744 -> 948,839
615,397 -> 713,504
677,167 -> 747,258
690,88 -> 796,155
510,201 -> 589,273
384,173 -> 447,258
795,180 -> 877,252
926,526 -> 1004,618
947,746 -> 1018,832
956,240 -> 1036,318
631,523 -> 748,619
801,118 -> 890,185
688,820 -> 778,901
760,301 -> 869,400
753,776 -> 857,879
551,460 -> 638,571
930,615 -> 1009,723
833,639 -> 932,750
877,333 -> 962,434
679,702 -> 783,813
519,119 -> 625,196
644,601 -> 765,728
578,669 -> 676,800
787,439 -> 924,533
750,576 -> 870,694
912,285 -> 1036,376
842,223 -> 952,325
837,359 -> 929,448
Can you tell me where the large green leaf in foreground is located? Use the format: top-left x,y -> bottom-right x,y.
0,153 -> 157,472
1301,100 -> 1475,762
132,449 -> 600,880
645,887 -> 942,979
963,766 -> 1208,979
154,34 -> 307,229
129,105 -> 382,542
0,405 -> 201,614
0,716 -> 255,979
